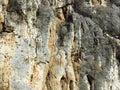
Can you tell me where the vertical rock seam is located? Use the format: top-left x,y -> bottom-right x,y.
0,0 -> 120,90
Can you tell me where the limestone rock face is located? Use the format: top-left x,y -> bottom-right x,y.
0,0 -> 120,90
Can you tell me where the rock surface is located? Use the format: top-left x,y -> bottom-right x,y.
0,0 -> 120,90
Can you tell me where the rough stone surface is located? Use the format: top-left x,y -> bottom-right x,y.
0,0 -> 120,90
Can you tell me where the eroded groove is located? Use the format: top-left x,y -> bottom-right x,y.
87,75 -> 95,90
0,0 -> 120,90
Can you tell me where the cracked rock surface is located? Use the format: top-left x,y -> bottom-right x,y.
0,0 -> 120,90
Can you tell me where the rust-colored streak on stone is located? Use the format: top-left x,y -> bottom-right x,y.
48,13 -> 65,62
48,24 -> 56,52
0,33 -> 15,48
91,0 -> 100,5
48,18 -> 64,51
0,33 -> 15,90
1,0 -> 8,6
29,62 -> 40,90
48,7 -> 65,51
46,9 -> 66,89
41,64 -> 49,90
0,11 -> 4,32
0,12 -> 4,23
90,0 -> 106,6
48,7 -> 65,52
71,41 -> 82,85
0,56 -> 12,90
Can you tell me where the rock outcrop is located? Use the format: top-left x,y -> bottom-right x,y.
0,0 -> 120,90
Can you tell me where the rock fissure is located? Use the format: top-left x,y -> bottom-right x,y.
0,0 -> 120,90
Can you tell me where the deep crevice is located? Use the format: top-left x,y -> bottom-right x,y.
116,46 -> 120,64
60,76 -> 67,90
56,3 -> 73,22
69,80 -> 74,90
87,75 -> 95,90
45,71 -> 51,90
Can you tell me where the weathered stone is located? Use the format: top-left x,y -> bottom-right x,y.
1,0 -> 8,6
0,0 -> 120,90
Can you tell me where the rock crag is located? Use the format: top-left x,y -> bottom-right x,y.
0,0 -> 120,90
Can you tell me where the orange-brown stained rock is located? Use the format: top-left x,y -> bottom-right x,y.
0,33 -> 15,90
1,0 -> 8,6
48,10 -> 65,62
29,62 -> 41,90
0,12 -> 4,32
0,56 -> 12,90
90,0 -> 106,6
0,33 -> 15,48
0,12 -> 4,23
48,24 -> 56,52
91,0 -> 100,5
0,24 -> 3,32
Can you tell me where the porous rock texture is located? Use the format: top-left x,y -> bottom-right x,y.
0,0 -> 120,90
